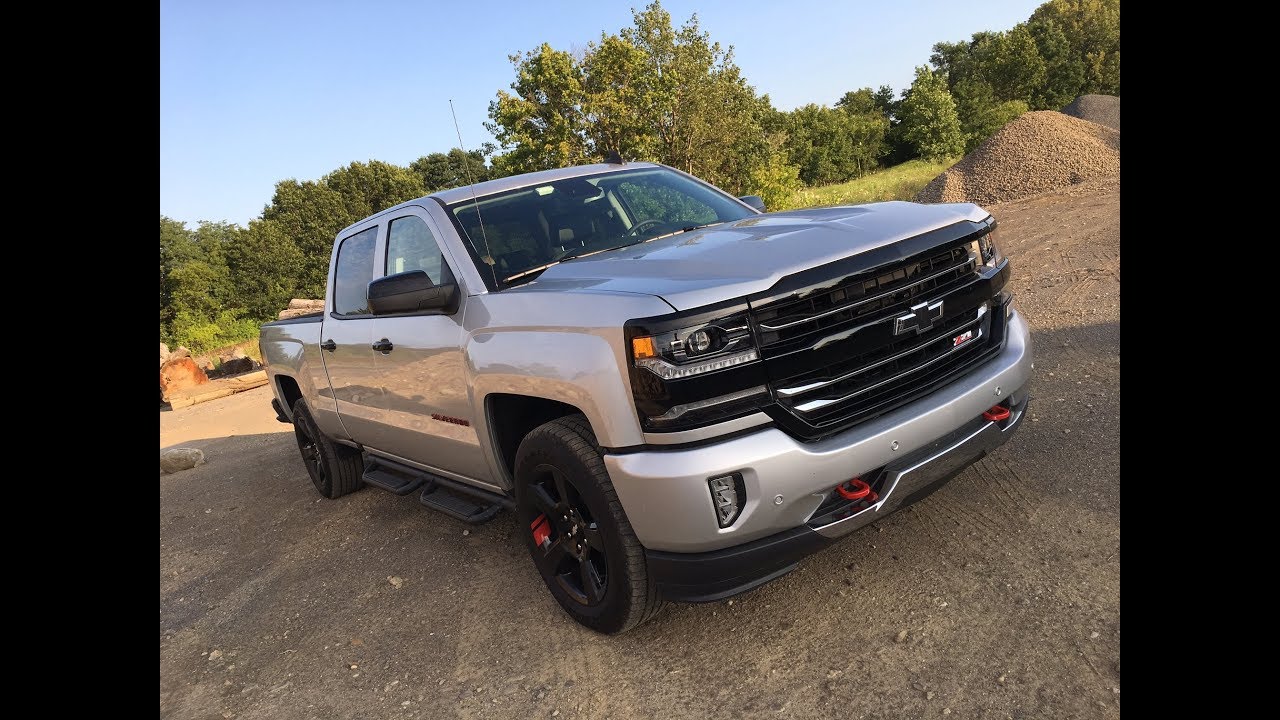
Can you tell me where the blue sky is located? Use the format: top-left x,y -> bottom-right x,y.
160,0 -> 1044,227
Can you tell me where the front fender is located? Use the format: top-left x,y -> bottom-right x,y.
467,328 -> 643,453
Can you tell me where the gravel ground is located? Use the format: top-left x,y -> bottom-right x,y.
160,180 -> 1120,720
915,111 -> 1120,206
1061,95 -> 1120,131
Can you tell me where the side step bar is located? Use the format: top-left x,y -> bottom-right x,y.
362,456 -> 512,524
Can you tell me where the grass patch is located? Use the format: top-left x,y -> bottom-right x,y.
784,158 -> 955,210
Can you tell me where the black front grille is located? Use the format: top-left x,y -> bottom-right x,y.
749,222 -> 1009,442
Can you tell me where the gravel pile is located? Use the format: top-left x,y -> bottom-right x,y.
914,111 -> 1120,205
1061,94 -> 1120,131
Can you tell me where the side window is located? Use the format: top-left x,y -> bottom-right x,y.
387,215 -> 454,286
332,226 -> 378,316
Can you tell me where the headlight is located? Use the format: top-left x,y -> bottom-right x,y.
969,223 -> 1005,269
631,307 -> 757,380
625,303 -> 770,432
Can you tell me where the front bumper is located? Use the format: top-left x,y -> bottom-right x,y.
605,309 -> 1033,554
644,395 -> 1028,601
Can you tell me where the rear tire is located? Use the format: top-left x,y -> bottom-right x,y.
291,399 -> 363,499
514,414 -> 664,634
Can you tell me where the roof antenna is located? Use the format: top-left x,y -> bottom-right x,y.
603,149 -> 624,164
449,99 -> 498,289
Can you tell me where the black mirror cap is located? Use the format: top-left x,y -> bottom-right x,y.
739,195 -> 766,212
368,270 -> 459,315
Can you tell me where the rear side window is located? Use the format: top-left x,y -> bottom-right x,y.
387,215 -> 453,285
332,227 -> 378,316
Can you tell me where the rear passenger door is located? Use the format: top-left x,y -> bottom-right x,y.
365,209 -> 492,485
318,224 -> 383,441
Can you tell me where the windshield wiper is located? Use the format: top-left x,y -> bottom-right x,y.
638,221 -> 725,244
502,245 -> 620,284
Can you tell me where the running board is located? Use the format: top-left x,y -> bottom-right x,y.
362,461 -> 425,496
364,455 -> 512,524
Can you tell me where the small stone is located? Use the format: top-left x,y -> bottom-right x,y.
942,709 -> 951,716
401,701 -> 411,707
349,664 -> 358,670
998,675 -> 1006,683
553,711 -> 560,717
727,599 -> 734,606
462,530 -> 470,536
208,650 -> 222,661
1063,429 -> 1072,434
161,448 -> 206,474
205,509 -> 212,514
1090,631 -> 1099,639
388,576 -> 404,589
895,630 -> 908,643
927,691 -> 935,700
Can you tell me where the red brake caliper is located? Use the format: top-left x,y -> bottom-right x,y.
531,514 -> 552,549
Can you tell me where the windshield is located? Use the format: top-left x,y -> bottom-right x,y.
445,166 -> 755,289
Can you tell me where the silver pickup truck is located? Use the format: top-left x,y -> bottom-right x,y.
260,161 -> 1032,634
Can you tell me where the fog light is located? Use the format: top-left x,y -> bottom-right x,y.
708,473 -> 745,528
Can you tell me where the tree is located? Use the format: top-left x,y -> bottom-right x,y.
411,149 -> 490,192
224,219 -> 306,322
952,77 -> 1027,151
782,104 -> 887,185
485,1 -> 782,196
486,43 -> 591,174
897,67 -> 965,161
1029,0 -> 1120,96
1028,17 -> 1087,108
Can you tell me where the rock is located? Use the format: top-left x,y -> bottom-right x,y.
208,649 -> 222,661
220,357 -> 255,375
231,348 -> 247,359
927,691 -> 935,700
160,357 -> 209,401
171,346 -> 191,360
160,342 -> 170,366
279,299 -> 325,320
161,448 -> 206,474
895,630 -> 908,643
388,576 -> 404,589
915,111 -> 1119,205
462,529 -> 470,536
1090,631 -> 1100,639
942,709 -> 951,716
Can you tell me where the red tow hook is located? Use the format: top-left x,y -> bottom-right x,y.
530,514 -> 552,549
983,405 -> 1011,422
836,478 -> 880,510
837,478 -> 871,501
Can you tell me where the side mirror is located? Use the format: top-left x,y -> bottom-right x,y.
739,195 -> 766,212
368,271 -> 458,315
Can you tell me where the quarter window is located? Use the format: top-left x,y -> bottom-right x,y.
387,215 -> 453,285
332,227 -> 378,316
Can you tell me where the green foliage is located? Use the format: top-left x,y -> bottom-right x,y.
930,0 -> 1119,111
411,149 -> 490,192
785,158 -> 956,209
170,309 -> 261,355
485,1 -> 776,196
952,78 -> 1029,151
746,150 -> 803,212
898,67 -> 965,162
781,104 -> 888,185
1029,0 -> 1120,96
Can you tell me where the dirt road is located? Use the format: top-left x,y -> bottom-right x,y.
160,180 -> 1120,719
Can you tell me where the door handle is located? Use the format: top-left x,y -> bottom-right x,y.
320,339 -> 337,352
372,338 -> 394,354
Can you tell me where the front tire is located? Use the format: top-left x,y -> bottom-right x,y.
291,399 -> 363,499
514,415 -> 664,634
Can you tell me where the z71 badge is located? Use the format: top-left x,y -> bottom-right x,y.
952,330 -> 974,347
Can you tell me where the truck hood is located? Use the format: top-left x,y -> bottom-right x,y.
523,201 -> 990,310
